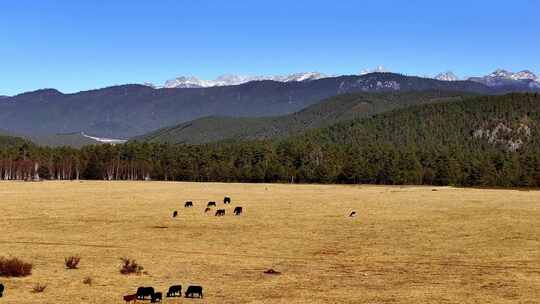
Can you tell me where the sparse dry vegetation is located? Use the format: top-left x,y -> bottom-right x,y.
64,255 -> 81,269
0,257 -> 33,277
119,258 -> 143,275
0,181 -> 538,303
83,276 -> 92,286
32,283 -> 47,293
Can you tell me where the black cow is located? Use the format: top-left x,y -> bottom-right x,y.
136,287 -> 155,300
151,292 -> 162,303
224,196 -> 231,204
215,209 -> 225,216
185,285 -> 203,298
349,211 -> 357,217
207,201 -> 216,207
167,285 -> 182,297
184,201 -> 193,208
204,207 -> 211,213
0,283 -> 4,298
173,210 -> 178,218
233,206 -> 243,215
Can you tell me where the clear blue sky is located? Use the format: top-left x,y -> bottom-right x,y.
1,0 -> 538,95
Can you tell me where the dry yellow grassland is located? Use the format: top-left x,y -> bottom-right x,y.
0,181 -> 539,303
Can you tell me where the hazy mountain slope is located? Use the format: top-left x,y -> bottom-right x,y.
136,91 -> 471,144
0,73 -> 491,138
27,133 -> 101,148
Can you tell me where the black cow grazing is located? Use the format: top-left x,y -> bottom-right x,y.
185,285 -> 203,298
207,201 -> 216,207
167,285 -> 182,297
184,201 -> 193,208
173,210 -> 178,218
349,211 -> 357,217
151,292 -> 162,303
204,207 -> 211,213
233,206 -> 243,215
215,209 -> 225,216
224,196 -> 231,204
136,287 -> 155,300
0,283 -> 4,298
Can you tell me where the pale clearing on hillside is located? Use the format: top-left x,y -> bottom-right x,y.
0,181 -> 539,303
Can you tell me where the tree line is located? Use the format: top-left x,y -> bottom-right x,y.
1,93 -> 539,187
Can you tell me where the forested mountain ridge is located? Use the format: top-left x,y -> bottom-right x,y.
135,91 -> 471,144
1,93 -> 540,187
0,73 -> 493,138
292,92 -> 540,185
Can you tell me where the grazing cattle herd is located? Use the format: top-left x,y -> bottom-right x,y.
174,196 -> 243,218
125,284 -> 203,303
0,194 -> 361,302
125,196 -> 238,302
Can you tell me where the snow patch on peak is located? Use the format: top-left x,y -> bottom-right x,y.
489,69 -> 513,78
435,71 -> 459,81
512,70 -> 538,81
81,132 -> 127,145
360,65 -> 389,75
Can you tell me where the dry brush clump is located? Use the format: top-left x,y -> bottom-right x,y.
0,257 -> 33,277
83,276 -> 92,286
119,257 -> 143,275
64,255 -> 81,269
32,283 -> 47,293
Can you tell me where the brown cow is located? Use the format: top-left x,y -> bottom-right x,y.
124,294 -> 137,303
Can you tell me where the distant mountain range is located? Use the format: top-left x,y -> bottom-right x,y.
435,69 -> 540,89
0,73 -> 496,139
158,72 -> 328,89
135,91 -> 471,144
152,68 -> 540,90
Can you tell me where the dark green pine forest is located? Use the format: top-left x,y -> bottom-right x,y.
1,92 -> 540,187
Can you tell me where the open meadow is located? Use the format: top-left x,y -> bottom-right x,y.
0,181 -> 539,303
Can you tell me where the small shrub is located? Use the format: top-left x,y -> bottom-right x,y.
0,257 -> 33,277
83,276 -> 92,286
32,283 -> 47,293
64,256 -> 81,269
119,257 -> 143,275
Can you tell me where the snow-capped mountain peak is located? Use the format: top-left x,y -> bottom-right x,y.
160,72 -> 327,89
467,68 -> 540,89
280,72 -> 326,82
164,76 -> 211,88
512,70 -> 538,81
485,69 -> 537,81
435,71 -> 459,81
488,69 -> 514,78
360,65 -> 389,75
